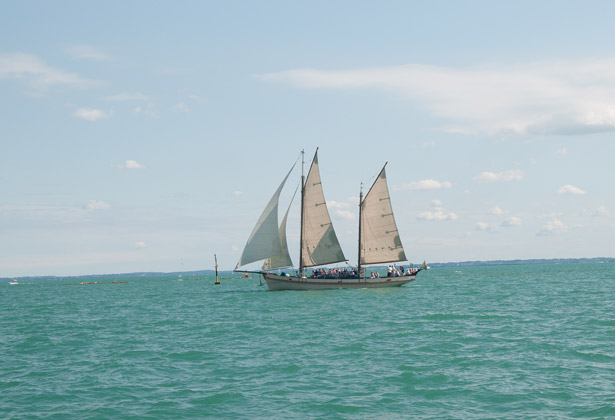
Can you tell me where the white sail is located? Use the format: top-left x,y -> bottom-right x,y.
262,207 -> 292,270
235,163 -> 295,269
360,165 -> 407,265
262,186 -> 297,270
301,151 -> 346,268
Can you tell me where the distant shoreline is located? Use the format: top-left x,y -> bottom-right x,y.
427,257 -> 615,268
3,257 -> 614,281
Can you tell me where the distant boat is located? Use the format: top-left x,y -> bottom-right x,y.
9,279 -> 18,285
234,149 -> 425,291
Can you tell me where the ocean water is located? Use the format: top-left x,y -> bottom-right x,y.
1,263 -> 615,419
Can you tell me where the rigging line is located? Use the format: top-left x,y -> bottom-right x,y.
279,151 -> 303,186
360,156 -> 385,185
365,173 -> 378,185
289,182 -> 300,205
361,170 -> 380,199
278,153 -> 303,206
292,150 -> 302,168
280,181 -> 301,215
286,152 -> 302,179
364,163 -> 388,200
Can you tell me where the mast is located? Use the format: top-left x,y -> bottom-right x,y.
357,182 -> 363,279
299,149 -> 305,277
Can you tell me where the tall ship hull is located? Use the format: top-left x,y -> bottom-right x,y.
263,273 -> 417,291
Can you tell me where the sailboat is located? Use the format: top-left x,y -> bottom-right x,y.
234,149 -> 425,291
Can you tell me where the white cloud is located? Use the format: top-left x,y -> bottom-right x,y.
346,195 -> 360,206
476,222 -> 489,231
134,103 -> 158,118
556,185 -> 586,195
537,218 -> 568,236
104,92 -> 151,101
258,59 -> 615,135
327,200 -> 350,209
172,102 -> 190,113
488,206 -> 504,215
476,222 -> 495,232
0,53 -> 100,89
135,241 -> 147,249
187,93 -> 205,103
86,200 -> 111,210
73,108 -> 112,121
501,216 -> 522,227
399,179 -> 453,190
556,147 -> 568,155
475,216 -> 521,232
594,205 -> 609,216
117,160 -> 144,169
335,209 -> 355,220
328,200 -> 355,219
474,170 -> 524,183
417,203 -> 457,221
65,45 -> 110,61
431,199 -> 443,207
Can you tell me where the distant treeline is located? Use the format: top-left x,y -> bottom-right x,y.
3,270 -> 216,281
427,257 -> 615,268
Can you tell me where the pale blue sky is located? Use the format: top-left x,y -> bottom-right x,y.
2,1 -> 614,276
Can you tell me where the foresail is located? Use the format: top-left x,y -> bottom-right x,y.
301,151 -> 346,268
262,185 -> 297,270
262,207 -> 292,270
235,163 -> 296,269
360,165 -> 407,265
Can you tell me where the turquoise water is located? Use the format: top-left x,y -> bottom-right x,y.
2,263 -> 615,419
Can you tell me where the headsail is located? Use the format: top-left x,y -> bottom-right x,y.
262,184 -> 299,270
301,151 -> 346,268
360,165 -> 407,265
235,163 -> 296,269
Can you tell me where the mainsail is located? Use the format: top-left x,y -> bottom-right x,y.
235,163 -> 296,269
360,165 -> 407,265
300,151 -> 346,268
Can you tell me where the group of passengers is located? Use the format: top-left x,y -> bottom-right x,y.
388,265 -> 403,277
388,265 -> 418,277
306,264 -> 417,279
309,268 -> 358,279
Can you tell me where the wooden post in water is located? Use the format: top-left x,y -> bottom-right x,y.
214,254 -> 220,285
